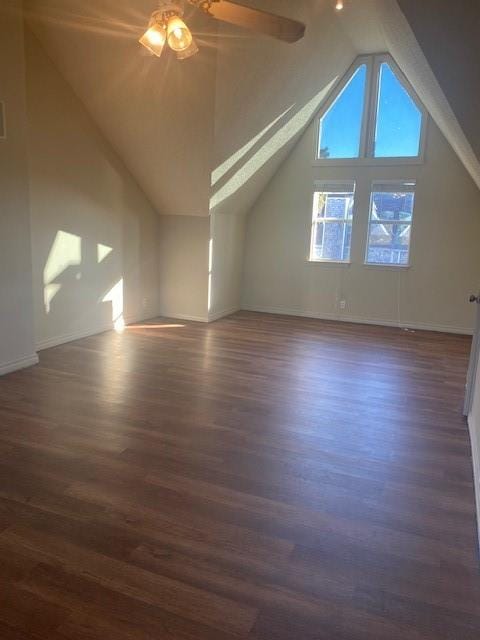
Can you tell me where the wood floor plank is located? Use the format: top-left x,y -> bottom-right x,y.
0,311 -> 478,639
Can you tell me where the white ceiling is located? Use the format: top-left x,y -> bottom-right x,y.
25,0 -> 480,218
25,0 -> 219,216
398,0 -> 480,163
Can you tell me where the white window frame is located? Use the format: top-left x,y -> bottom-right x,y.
313,54 -> 428,166
364,180 -> 417,268
308,180 -> 356,264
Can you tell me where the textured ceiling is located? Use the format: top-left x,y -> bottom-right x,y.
210,0 -> 359,217
376,0 -> 480,190
25,0 -> 219,216
24,0 -> 360,217
24,0 -> 480,218
398,0 -> 480,163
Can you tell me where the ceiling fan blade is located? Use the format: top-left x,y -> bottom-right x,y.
207,1 -> 305,43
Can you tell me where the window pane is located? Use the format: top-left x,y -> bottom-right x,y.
311,188 -> 355,262
312,222 -> 352,261
318,65 -> 367,159
367,186 -> 415,265
371,191 -> 415,222
374,63 -> 423,158
319,194 -> 354,220
368,223 -> 411,248
367,222 -> 411,265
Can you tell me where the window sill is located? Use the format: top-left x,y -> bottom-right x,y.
306,260 -> 351,267
312,157 -> 424,167
364,263 -> 411,269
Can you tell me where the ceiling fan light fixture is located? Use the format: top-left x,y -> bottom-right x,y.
139,20 -> 167,57
167,15 -> 193,52
335,0 -> 344,10
176,38 -> 199,60
140,1 -> 306,63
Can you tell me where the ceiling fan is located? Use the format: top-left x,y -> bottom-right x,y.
139,0 -> 306,60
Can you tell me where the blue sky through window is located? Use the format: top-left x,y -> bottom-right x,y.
374,63 -> 423,157
317,57 -> 424,160
318,64 -> 367,159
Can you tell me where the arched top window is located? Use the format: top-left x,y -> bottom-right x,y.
315,54 -> 427,164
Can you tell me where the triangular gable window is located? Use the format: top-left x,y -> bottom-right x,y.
316,54 -> 426,163
374,62 -> 423,158
318,64 -> 367,160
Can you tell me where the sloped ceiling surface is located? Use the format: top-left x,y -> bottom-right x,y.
209,0 -> 358,217
25,0 -> 480,219
25,0 -> 361,217
25,0 -> 218,216
373,0 -> 480,190
398,0 -> 480,162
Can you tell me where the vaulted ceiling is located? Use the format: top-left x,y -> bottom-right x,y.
25,0 -> 218,216
25,0 -> 480,219
398,0 -> 480,162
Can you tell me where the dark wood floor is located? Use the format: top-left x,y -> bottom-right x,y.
0,311 -> 479,639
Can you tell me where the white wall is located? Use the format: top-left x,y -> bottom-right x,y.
158,215 -> 210,322
26,30 -> 160,350
242,117 -> 480,334
0,1 -> 37,374
209,211 -> 246,321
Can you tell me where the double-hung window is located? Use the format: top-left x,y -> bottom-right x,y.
365,181 -> 416,266
309,181 -> 355,263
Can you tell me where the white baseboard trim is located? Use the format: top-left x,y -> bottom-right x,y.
208,307 -> 240,322
0,353 -> 39,376
241,304 -> 473,335
36,312 -> 161,352
467,414 -> 480,552
158,312 -> 209,323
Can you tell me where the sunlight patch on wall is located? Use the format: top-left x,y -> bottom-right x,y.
97,243 -> 113,263
44,284 -> 62,314
211,105 -> 295,187
43,230 -> 82,313
102,278 -> 125,332
209,80 -> 338,212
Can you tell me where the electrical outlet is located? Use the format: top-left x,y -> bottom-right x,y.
339,300 -> 346,310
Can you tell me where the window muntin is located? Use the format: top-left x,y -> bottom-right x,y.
315,55 -> 426,163
318,65 -> 367,160
309,182 -> 355,262
365,181 -> 416,266
374,62 -> 423,158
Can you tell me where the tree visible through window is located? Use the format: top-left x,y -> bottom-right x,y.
365,181 -> 416,265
